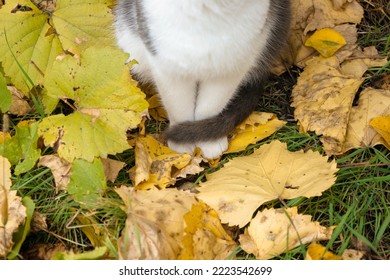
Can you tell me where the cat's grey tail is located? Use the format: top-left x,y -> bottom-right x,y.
164,80 -> 263,143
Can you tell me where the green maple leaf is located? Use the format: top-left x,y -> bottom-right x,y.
67,158 -> 107,207
44,47 -> 145,112
38,47 -> 148,162
0,121 -> 41,175
39,110 -> 140,162
0,0 -> 116,93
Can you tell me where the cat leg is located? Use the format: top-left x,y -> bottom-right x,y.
194,74 -> 245,158
152,72 -> 198,154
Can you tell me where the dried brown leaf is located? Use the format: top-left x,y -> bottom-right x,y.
101,158 -> 125,183
7,86 -> 31,116
38,155 -> 71,193
0,190 -> 27,257
274,0 -> 363,73
292,48 -> 388,155
30,211 -> 47,233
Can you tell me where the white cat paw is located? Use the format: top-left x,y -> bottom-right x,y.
168,140 -> 196,155
197,137 -> 228,159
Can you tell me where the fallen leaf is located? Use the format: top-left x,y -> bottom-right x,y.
0,156 -> 12,191
101,158 -> 125,183
147,93 -> 168,121
141,82 -> 168,121
225,112 -> 286,154
341,88 -> 390,152
0,0 -> 116,93
369,116 -> 390,148
373,74 -> 390,90
305,243 -> 342,260
75,214 -> 106,248
39,111 -> 138,162
7,86 -> 31,116
38,155 -> 72,193
118,215 -> 177,260
0,132 -> 11,144
30,211 -> 48,233
0,157 -> 27,257
67,158 -> 107,207
240,208 -> 335,260
52,246 -> 108,260
332,24 -> 361,61
274,0 -> 363,73
0,121 -> 41,175
292,56 -> 361,154
292,49 -> 388,155
303,0 -> 364,34
23,243 -> 67,260
305,28 -> 346,57
115,186 -> 197,259
341,47 -> 388,78
7,196 -> 35,259
342,249 -> 365,260
179,201 -> 237,260
133,136 -> 204,189
197,141 -> 338,227
39,47 -> 148,162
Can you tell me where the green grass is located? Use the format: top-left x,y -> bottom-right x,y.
2,0 -> 389,259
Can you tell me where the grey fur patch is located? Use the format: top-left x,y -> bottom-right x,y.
135,0 -> 156,54
116,0 -> 156,54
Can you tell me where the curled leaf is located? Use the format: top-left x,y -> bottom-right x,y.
133,136 -> 203,189
226,112 -> 286,154
370,116 -> 390,148
305,28 -> 346,57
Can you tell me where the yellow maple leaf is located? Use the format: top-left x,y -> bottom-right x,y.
179,201 -> 237,260
134,136 -> 204,189
197,141 -> 338,227
239,207 -> 335,260
305,28 -> 346,57
0,0 -> 116,93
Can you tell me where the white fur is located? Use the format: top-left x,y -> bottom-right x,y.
115,0 -> 271,158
